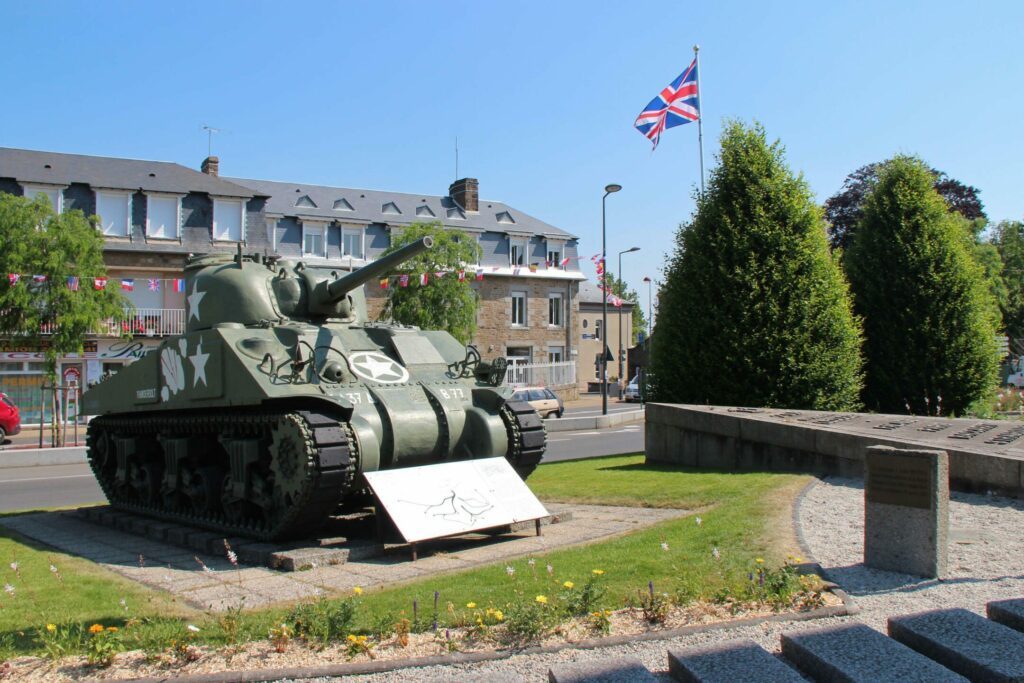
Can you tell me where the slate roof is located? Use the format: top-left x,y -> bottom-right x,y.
579,280 -> 634,307
227,176 -> 577,240
0,148 -> 257,198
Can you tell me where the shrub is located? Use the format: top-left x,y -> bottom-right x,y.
288,596 -> 357,647
649,120 -> 863,410
845,156 -> 1000,414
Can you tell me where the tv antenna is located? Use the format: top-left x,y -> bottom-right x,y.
202,125 -> 221,157
454,136 -> 459,180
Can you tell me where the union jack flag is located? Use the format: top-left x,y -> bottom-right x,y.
634,58 -> 699,150
148,278 -> 160,292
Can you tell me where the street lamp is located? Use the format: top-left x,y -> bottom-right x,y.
601,183 -> 622,416
643,276 -> 653,340
617,246 -> 640,389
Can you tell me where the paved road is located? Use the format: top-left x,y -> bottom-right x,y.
560,401 -> 642,418
0,425 -> 644,513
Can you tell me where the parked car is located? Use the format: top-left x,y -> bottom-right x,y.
0,392 -> 21,440
512,386 -> 564,419
623,376 -> 641,402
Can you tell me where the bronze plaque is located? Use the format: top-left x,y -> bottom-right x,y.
866,452 -> 933,509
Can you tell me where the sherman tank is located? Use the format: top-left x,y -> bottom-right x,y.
82,236 -> 546,541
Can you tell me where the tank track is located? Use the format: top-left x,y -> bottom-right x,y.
500,399 -> 547,478
86,409 -> 356,541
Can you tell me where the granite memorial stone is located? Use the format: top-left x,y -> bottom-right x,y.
864,445 -> 948,578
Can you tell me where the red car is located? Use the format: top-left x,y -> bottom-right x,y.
0,393 -> 21,440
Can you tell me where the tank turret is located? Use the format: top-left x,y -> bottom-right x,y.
82,235 -> 545,541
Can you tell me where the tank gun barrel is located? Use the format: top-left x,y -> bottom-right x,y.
323,236 -> 434,302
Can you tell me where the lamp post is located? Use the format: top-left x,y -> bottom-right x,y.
601,183 -> 621,416
617,246 -> 640,389
643,276 -> 653,339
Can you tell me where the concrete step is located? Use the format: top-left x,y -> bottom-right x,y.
667,638 -> 804,683
988,598 -> 1024,634
781,623 -> 966,682
889,607 -> 1024,681
548,656 -> 657,683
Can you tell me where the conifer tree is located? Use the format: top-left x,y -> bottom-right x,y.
649,121 -> 863,410
845,156 -> 999,415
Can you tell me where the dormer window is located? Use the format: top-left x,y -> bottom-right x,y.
416,205 -> 435,218
333,198 -> 354,211
213,198 -> 245,242
546,241 -> 564,269
496,211 -> 515,224
302,221 -> 327,258
21,184 -> 62,213
382,202 -> 401,215
145,193 -> 181,239
295,194 -> 317,208
510,237 -> 528,267
97,190 -> 132,237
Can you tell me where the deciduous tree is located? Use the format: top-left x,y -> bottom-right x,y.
378,221 -> 480,344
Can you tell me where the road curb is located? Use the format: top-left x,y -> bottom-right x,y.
0,446 -> 86,468
544,409 -> 645,432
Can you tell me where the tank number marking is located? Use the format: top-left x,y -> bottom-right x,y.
136,388 -> 156,399
345,392 -> 377,405
437,388 -> 466,400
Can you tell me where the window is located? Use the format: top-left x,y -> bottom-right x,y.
213,198 -> 244,241
22,185 -> 62,212
510,238 -> 527,266
96,191 -> 131,237
547,243 -> 563,269
303,222 -> 326,257
547,346 -> 564,363
511,291 -> 527,326
548,293 -> 563,327
342,227 -> 364,259
146,195 -> 180,239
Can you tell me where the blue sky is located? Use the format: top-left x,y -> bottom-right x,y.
3,0 -> 1022,299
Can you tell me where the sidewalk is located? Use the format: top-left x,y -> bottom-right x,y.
3,425 -> 85,450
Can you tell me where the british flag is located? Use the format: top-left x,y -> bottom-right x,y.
634,58 -> 700,150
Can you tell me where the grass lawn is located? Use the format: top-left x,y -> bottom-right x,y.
0,454 -> 811,657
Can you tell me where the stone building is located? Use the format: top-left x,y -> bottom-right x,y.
577,280 -> 634,393
0,147 -> 585,420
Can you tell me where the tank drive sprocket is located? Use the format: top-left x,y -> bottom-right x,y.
500,399 -> 547,479
86,409 -> 358,541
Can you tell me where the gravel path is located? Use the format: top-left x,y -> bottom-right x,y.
288,477 -> 1024,682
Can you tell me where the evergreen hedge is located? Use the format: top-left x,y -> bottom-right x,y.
845,156 -> 999,415
649,121 -> 863,410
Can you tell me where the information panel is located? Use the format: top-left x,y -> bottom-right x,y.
363,458 -> 549,544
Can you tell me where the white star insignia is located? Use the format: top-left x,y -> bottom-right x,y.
187,282 -> 206,322
189,340 -> 210,387
348,352 -> 409,384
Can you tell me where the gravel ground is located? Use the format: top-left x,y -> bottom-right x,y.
286,477 -> 1024,682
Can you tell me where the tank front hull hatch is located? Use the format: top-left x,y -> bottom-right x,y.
82,323 -> 546,540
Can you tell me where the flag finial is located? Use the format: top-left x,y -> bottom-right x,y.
693,44 -> 700,53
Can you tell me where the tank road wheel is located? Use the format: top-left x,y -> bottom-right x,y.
268,415 -> 316,523
500,400 -> 547,479
184,465 -> 224,516
132,461 -> 163,506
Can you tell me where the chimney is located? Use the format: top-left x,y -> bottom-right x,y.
449,177 -> 478,212
201,156 -> 220,177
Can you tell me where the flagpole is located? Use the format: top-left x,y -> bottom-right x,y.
694,44 -> 705,197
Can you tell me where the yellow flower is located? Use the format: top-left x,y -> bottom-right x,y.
755,558 -> 764,564
106,626 -> 118,632
46,624 -> 56,633
89,623 -> 104,634
353,586 -> 363,595
535,595 -> 548,604
493,610 -> 504,621
466,602 -> 477,609
347,634 -> 358,642
592,569 -> 604,576
563,581 -> 574,589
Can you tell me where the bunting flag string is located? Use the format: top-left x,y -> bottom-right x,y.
5,260 -> 576,293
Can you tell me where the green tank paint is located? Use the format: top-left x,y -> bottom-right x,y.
82,236 -> 546,540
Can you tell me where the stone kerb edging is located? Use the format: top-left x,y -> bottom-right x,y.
0,446 -> 86,468
543,409 -> 644,433
118,601 -> 853,683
